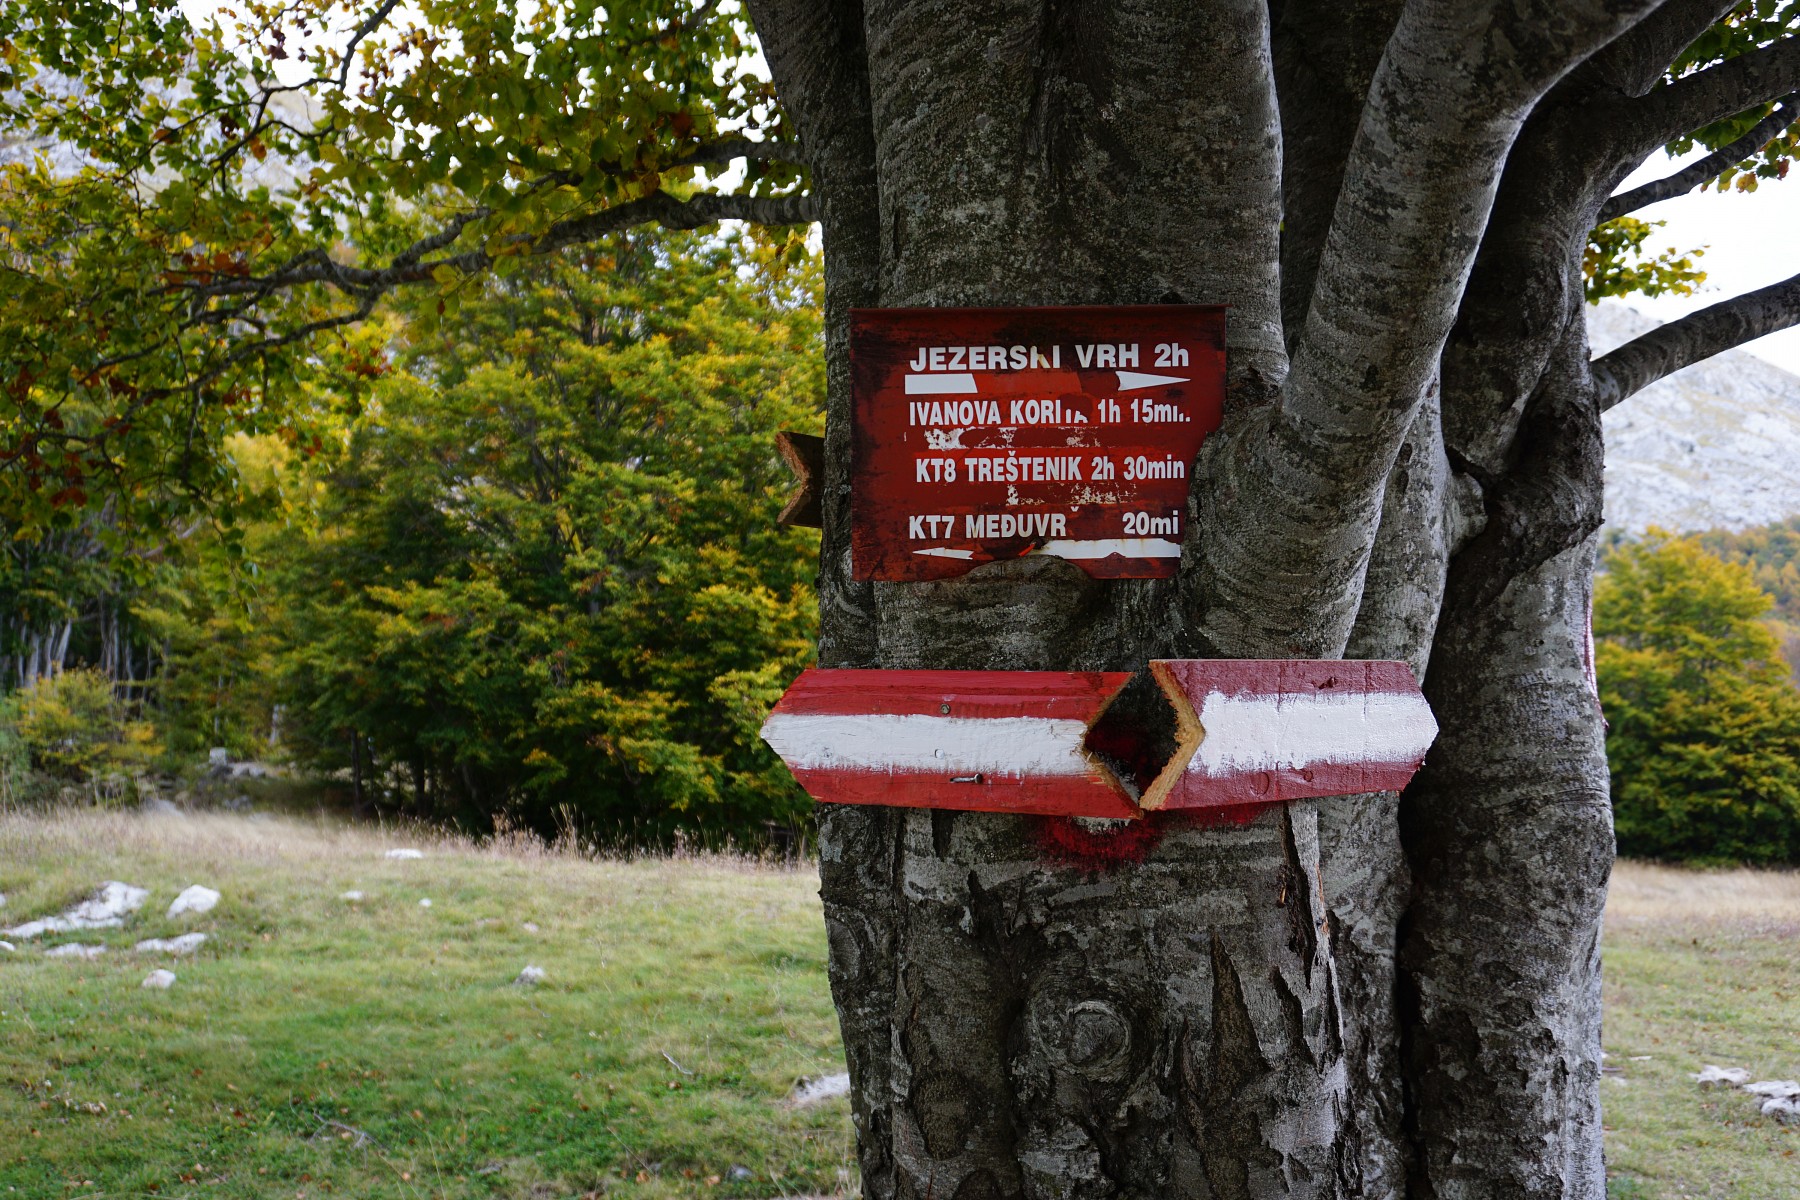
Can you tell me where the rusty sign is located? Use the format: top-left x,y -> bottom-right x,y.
760,661 -> 1437,820
849,305 -> 1226,581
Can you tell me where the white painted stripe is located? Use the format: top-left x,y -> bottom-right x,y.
1036,538 -> 1183,560
913,547 -> 977,560
1188,689 -> 1437,775
761,712 -> 1095,777
904,373 -> 979,395
1115,370 -> 1189,390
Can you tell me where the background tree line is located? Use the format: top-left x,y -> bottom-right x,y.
2,228 -> 824,847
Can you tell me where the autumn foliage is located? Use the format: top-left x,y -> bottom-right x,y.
1596,531 -> 1800,864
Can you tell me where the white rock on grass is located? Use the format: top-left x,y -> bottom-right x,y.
167,885 -> 220,918
384,849 -> 424,860
790,1073 -> 852,1106
134,933 -> 207,955
1745,1079 -> 1800,1101
513,965 -> 546,986
1690,1069 -> 1800,1123
340,891 -> 365,902
141,969 -> 176,990
1763,1098 -> 1800,1125
45,943 -> 106,959
4,882 -> 149,939
0,940 -> 15,953
418,898 -> 433,908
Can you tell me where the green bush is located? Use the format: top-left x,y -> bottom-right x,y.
0,669 -> 160,802
270,232 -> 821,846
1597,531 -> 1800,864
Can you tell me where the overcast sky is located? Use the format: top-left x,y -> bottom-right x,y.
1607,150 -> 1800,377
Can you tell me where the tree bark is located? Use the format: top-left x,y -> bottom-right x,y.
743,0 -> 1779,1195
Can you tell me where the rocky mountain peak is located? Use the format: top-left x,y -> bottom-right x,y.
1595,301 -> 1800,535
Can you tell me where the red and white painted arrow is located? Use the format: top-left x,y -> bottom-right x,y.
1142,659 -> 1438,810
761,661 -> 1437,819
758,669 -> 1140,819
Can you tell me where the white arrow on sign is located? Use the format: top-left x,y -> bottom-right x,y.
1141,659 -> 1438,809
1115,370 -> 1189,390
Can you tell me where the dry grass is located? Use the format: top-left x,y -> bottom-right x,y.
0,802 -> 800,871
1609,859 -> 1800,928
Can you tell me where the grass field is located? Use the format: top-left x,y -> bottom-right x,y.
0,809 -> 853,1199
1,808 -> 1796,1198
1600,864 -> 1800,1197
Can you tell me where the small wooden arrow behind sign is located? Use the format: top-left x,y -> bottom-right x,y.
759,668 -> 1140,818
775,431 -> 823,528
761,662 -> 1437,820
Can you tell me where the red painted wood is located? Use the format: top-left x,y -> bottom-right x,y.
1145,659 -> 1437,810
759,661 -> 1437,820
850,306 -> 1226,581
761,668 -> 1139,818
768,668 -> 1134,720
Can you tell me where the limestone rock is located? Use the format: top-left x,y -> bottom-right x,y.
4,881 -> 149,939
135,933 -> 207,955
384,848 -> 424,860
1691,1064 -> 1750,1088
142,969 -> 176,989
168,885 -> 220,918
1745,1079 -> 1800,1102
1762,1098 -> 1800,1125
514,965 -> 546,986
790,1072 -> 851,1105
1594,302 -> 1800,535
340,890 -> 365,902
45,943 -> 106,959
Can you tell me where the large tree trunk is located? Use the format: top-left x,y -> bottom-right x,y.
743,0 -> 1763,1195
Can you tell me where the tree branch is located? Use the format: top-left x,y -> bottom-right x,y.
1599,93 -> 1797,221
1575,0 -> 1738,98
674,137 -> 809,168
1629,32 -> 1800,152
1197,0 -> 1664,657
177,190 -> 818,300
1593,269 -> 1800,411
117,191 -> 814,417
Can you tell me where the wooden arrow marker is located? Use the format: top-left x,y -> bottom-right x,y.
774,431 -> 823,528
1142,659 -> 1438,810
761,661 -> 1437,819
759,668 -> 1140,818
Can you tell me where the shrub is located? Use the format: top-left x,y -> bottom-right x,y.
0,669 -> 161,801
1597,531 -> 1800,865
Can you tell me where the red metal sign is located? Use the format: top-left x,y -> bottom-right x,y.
849,306 -> 1226,581
761,661 -> 1437,820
